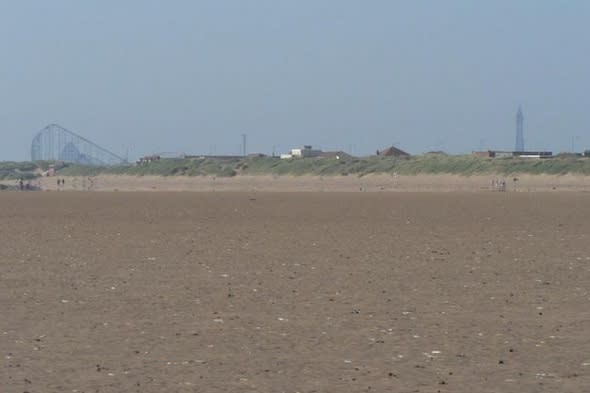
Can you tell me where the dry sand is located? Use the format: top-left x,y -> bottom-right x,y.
30,173 -> 590,193
2,191 -> 590,392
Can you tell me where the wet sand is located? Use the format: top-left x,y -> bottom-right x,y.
2,192 -> 590,392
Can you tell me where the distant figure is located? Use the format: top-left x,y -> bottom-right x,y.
19,179 -> 24,191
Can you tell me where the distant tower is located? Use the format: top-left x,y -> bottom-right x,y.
515,106 -> 524,152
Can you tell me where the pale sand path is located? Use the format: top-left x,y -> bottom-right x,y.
35,173 -> 590,192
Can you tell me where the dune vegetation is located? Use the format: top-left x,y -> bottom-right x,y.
4,154 -> 590,181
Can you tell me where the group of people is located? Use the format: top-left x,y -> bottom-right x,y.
491,178 -> 506,192
18,179 -> 31,191
14,177 -> 70,191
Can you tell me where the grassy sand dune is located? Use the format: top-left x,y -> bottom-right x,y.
4,155 -> 590,185
57,154 -> 590,177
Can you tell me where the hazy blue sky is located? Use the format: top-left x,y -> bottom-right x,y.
1,1 -> 589,160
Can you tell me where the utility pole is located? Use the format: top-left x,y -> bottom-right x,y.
242,134 -> 247,157
571,136 -> 577,153
515,106 -> 524,152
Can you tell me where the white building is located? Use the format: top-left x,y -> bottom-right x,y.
281,145 -> 323,159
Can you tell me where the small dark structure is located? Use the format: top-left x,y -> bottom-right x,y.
319,151 -> 352,159
377,146 -> 410,157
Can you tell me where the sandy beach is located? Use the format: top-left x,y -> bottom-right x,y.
2,191 -> 590,392
28,173 -> 590,192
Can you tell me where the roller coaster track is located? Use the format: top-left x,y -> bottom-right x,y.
31,124 -> 126,166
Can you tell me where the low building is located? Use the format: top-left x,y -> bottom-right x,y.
319,151 -> 352,160
472,151 -> 553,159
281,145 -> 323,159
137,155 -> 161,165
377,146 -> 410,157
291,145 -> 322,158
472,151 -> 494,158
514,151 -> 552,158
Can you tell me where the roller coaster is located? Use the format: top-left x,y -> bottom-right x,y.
31,124 -> 127,166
